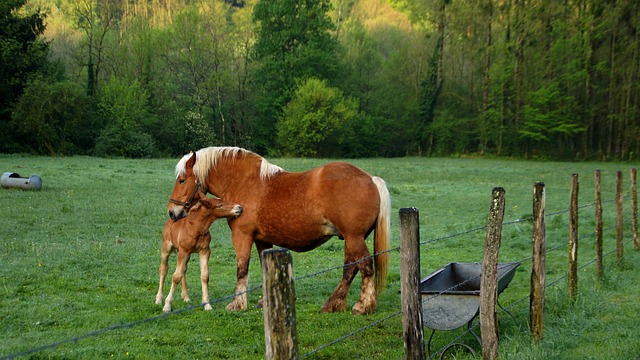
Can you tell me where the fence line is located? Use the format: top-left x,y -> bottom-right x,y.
3,178 -> 635,359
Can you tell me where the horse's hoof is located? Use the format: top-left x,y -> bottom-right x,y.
321,299 -> 346,313
226,300 -> 247,311
351,302 -> 375,315
204,303 -> 213,311
155,297 -> 163,305
256,298 -> 264,309
163,306 -> 171,313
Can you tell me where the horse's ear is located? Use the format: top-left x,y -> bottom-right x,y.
186,152 -> 196,169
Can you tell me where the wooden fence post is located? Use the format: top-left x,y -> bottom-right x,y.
595,170 -> 603,280
530,182 -> 546,342
631,168 -> 638,250
480,187 -> 506,360
399,208 -> 426,360
261,248 -> 299,360
569,174 -> 579,301
616,171 -> 624,265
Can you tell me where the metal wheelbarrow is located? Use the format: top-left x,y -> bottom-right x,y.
419,262 -> 519,358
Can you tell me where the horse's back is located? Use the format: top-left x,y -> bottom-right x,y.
255,162 -> 380,247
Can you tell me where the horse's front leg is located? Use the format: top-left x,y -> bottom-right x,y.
226,233 -> 254,311
254,240 -> 273,309
199,247 -> 212,311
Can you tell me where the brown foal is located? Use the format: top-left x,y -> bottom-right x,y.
156,193 -> 242,312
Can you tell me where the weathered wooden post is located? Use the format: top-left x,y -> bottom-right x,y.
480,187 -> 506,360
568,174 -> 579,301
616,171 -> 624,265
632,168 -> 639,250
595,170 -> 603,280
261,248 -> 298,360
399,208 -> 425,360
530,182 -> 546,342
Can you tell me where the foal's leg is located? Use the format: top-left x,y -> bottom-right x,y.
226,233 -> 254,311
199,247 -> 212,311
180,256 -> 191,303
155,241 -> 173,305
163,251 -> 190,313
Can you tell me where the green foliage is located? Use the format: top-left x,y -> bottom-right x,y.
95,77 -> 157,157
98,77 -> 153,132
276,78 -> 358,157
429,109 -> 474,155
0,0 -> 49,151
94,127 -> 156,158
184,110 -> 216,151
520,82 -> 585,143
11,76 -> 98,155
3,0 -> 640,159
419,36 -> 443,153
252,0 -> 342,151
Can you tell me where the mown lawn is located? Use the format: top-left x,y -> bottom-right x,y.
0,154 -> 639,359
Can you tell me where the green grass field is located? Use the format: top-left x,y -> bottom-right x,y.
1,154 -> 639,359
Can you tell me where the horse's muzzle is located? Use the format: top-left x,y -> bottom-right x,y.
168,207 -> 187,222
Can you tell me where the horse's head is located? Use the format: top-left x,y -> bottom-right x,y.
168,152 -> 201,221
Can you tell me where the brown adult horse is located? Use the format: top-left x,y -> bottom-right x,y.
167,147 -> 390,315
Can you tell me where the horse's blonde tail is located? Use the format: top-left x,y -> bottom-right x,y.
372,176 -> 390,292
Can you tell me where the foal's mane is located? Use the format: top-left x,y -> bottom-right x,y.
175,146 -> 283,183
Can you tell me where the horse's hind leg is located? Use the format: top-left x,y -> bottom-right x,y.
180,253 -> 191,302
322,237 -> 377,315
163,251 -> 190,312
322,265 -> 358,313
321,245 -> 360,313
155,242 -> 172,305
199,248 -> 212,310
351,256 -> 376,315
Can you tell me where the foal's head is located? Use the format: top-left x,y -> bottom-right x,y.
199,196 -> 243,219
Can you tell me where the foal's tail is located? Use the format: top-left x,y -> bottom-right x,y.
372,176 -> 391,292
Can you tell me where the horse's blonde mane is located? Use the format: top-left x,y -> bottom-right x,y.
175,146 -> 283,182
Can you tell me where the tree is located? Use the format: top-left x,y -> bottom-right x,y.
12,77 -> 97,155
94,77 -> 156,157
70,0 -> 121,97
251,0 -> 342,152
0,0 -> 49,152
276,78 -> 358,157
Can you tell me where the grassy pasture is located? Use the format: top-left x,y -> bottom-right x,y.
1,154 -> 639,359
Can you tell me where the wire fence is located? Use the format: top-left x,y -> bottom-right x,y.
1,188 -> 636,360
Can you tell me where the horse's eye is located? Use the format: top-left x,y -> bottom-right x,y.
179,179 -> 186,185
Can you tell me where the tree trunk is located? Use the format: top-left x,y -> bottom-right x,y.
481,0 -> 493,154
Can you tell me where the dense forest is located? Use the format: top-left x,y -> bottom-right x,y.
1,0 -> 639,160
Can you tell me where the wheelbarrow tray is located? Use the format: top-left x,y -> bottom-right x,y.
419,262 -> 519,331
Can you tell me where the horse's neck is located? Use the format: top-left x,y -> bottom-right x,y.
210,157 -> 264,196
